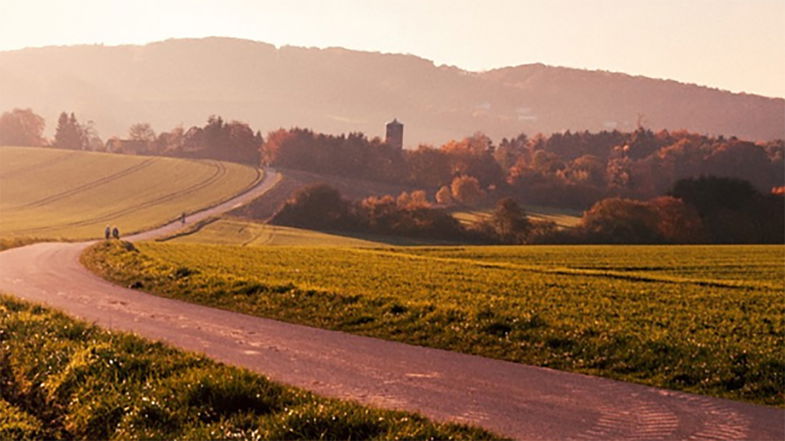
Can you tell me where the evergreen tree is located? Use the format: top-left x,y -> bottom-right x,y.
54,111 -> 86,149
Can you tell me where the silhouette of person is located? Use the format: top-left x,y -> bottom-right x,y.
181,212 -> 186,224
112,226 -> 120,239
105,225 -> 111,240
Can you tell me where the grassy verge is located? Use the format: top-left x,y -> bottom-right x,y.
0,293 -> 501,441
82,241 -> 785,407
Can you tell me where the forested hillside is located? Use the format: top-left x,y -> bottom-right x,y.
1,37 -> 782,144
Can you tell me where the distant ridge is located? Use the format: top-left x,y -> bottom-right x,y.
0,37 -> 782,144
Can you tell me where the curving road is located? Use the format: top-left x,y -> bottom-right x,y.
0,168 -> 782,440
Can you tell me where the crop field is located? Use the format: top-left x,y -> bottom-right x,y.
0,294 -> 498,440
395,245 -> 785,286
168,217 -> 384,246
84,241 -> 785,406
0,146 -> 260,239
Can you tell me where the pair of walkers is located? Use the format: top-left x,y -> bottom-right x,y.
103,213 -> 186,240
104,225 -> 120,240
104,211 -> 185,240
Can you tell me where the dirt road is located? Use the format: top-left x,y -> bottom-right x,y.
0,169 -> 781,440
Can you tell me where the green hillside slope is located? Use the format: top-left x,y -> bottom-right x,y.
0,147 -> 260,239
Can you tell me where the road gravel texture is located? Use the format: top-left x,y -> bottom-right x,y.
0,168 -> 782,440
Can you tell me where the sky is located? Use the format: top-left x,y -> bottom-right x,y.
1,0 -> 783,98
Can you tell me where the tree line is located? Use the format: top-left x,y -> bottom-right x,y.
272,176 -> 784,245
2,107 -> 782,237
261,127 -> 784,211
0,109 -> 262,165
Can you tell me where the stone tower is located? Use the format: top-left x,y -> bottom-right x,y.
385,118 -> 403,150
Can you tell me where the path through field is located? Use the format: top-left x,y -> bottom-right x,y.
0,169 -> 782,440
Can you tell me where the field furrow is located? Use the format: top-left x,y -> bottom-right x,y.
0,147 -> 260,239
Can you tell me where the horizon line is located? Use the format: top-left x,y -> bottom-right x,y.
2,35 -> 782,100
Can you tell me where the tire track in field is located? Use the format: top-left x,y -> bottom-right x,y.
9,158 -> 157,209
356,249 -> 779,292
0,151 -> 75,179
14,160 -> 228,234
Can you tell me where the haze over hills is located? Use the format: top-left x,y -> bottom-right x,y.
0,37 -> 782,145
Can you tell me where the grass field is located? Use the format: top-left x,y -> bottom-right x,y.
0,294 -> 499,440
83,241 -> 785,406
0,147 -> 260,239
451,205 -> 582,228
164,217 -> 461,247
166,217 -> 384,246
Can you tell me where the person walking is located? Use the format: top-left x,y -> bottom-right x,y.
181,212 -> 187,225
112,226 -> 120,239
104,225 -> 111,240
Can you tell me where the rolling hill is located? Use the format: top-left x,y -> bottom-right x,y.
0,37 -> 782,145
0,146 -> 260,239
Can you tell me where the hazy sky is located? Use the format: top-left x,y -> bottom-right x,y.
1,0 -> 783,98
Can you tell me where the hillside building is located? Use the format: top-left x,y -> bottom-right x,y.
385,118 -> 403,149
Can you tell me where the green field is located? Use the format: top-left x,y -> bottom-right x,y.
83,241 -> 785,406
164,217 -> 461,247
0,147 -> 260,239
167,217 -> 384,246
0,294 -> 498,440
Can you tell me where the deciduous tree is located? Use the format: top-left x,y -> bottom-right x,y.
0,108 -> 46,146
129,123 -> 156,143
450,175 -> 485,206
487,198 -> 531,243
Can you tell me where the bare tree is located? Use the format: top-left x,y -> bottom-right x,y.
129,123 -> 156,143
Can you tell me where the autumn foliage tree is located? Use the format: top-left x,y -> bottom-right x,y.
647,196 -> 705,243
272,185 -> 467,241
405,145 -> 452,188
450,175 -> 485,206
396,190 -> 430,210
255,125 -> 782,214
577,198 -> 662,244
435,186 -> 454,205
0,108 -> 46,146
